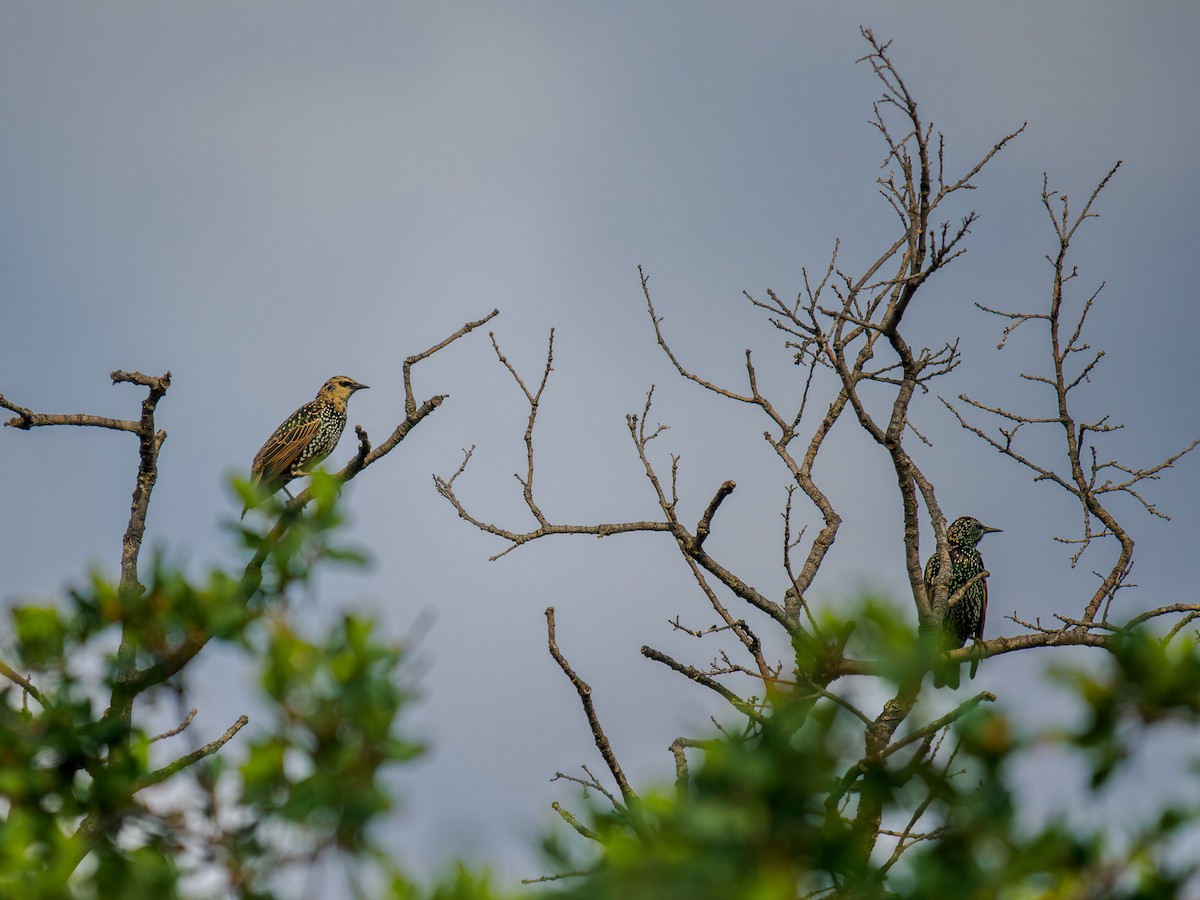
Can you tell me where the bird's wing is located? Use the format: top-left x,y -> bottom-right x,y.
252,404 -> 322,485
968,572 -> 988,680
976,576 -> 988,643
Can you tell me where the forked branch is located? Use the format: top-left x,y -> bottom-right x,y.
951,165 -> 1198,629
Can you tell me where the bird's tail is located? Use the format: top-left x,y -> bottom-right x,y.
919,623 -> 962,690
933,660 -> 961,690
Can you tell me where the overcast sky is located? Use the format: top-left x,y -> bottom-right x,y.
3,2 -> 1199,886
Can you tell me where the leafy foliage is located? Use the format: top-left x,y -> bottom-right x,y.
0,480 -> 424,897
4,484 -> 1200,898
544,611 -> 1200,899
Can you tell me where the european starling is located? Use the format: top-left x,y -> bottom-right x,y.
924,516 -> 1001,689
241,375 -> 368,518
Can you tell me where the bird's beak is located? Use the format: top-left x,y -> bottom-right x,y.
982,525 -> 1002,534
351,382 -> 369,392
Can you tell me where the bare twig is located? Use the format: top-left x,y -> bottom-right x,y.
149,707 -> 198,743
521,869 -> 593,885
695,480 -> 736,549
134,715 -> 249,792
549,801 -> 600,842
668,736 -> 711,796
640,644 -> 763,722
0,660 -> 45,706
951,163 -> 1196,632
545,608 -> 637,806
403,308 -> 499,418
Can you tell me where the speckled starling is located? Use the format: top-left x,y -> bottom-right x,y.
241,375 -> 368,518
924,516 -> 1001,689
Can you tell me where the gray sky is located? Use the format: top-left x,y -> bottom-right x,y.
3,2 -> 1199,885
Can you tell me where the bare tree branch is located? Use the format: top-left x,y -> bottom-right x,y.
549,800 -> 600,842
950,163 -> 1198,633
545,607 -> 637,807
134,715 -> 249,793
403,308 -> 499,418
427,31 -> 1198,883
640,644 -> 764,722
0,659 -> 45,706
149,707 -> 198,743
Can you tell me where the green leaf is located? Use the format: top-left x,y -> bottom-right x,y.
12,606 -> 67,667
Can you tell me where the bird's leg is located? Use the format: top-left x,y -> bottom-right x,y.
282,486 -> 296,500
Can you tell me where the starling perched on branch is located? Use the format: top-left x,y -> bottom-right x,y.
241,375 -> 368,518
924,515 -> 1001,689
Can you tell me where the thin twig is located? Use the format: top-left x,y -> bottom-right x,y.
545,608 -> 637,805
149,707 -> 198,743
134,714 -> 249,792
0,659 -> 45,706
403,308 -> 499,418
